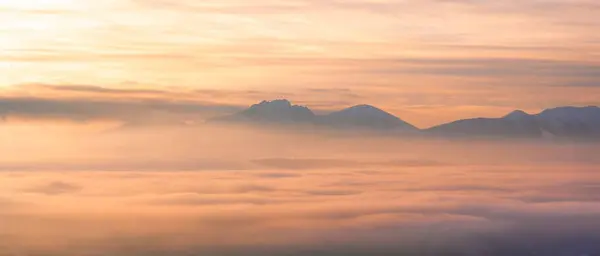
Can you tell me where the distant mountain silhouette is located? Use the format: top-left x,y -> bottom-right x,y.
503,110 -> 531,120
212,100 -> 417,131
212,99 -> 315,124
427,110 -> 542,138
536,106 -> 600,138
427,106 -> 600,139
212,99 -> 600,139
317,105 -> 417,130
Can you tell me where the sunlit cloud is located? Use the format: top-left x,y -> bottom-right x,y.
1,0 -> 598,126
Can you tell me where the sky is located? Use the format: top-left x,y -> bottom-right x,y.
1,0 -> 600,127
2,2 -> 600,254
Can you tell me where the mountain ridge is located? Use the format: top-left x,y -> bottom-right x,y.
427,106 -> 600,139
212,100 -> 417,132
211,99 -> 600,139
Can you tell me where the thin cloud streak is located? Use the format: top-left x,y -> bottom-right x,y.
1,82 -> 600,127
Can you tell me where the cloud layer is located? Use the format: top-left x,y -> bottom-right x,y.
1,127 -> 600,255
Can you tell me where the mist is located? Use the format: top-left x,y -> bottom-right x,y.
1,123 -> 600,256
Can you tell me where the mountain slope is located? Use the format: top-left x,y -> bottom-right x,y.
536,106 -> 600,138
212,100 -> 417,131
426,109 -> 542,138
427,114 -> 543,138
318,105 -> 417,130
427,106 -> 600,139
213,99 -> 600,139
212,99 -> 315,124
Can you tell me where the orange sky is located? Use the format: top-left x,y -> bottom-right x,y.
1,0 -> 599,127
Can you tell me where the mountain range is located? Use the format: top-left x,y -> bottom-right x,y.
211,99 -> 600,139
211,99 -> 417,132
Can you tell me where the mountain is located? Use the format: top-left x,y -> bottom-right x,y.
536,106 -> 600,138
503,110 -> 531,120
318,105 -> 417,130
427,106 -> 600,139
211,99 -> 315,124
427,110 -> 542,138
212,100 -> 417,131
212,99 -> 600,139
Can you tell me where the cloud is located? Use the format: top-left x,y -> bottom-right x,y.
148,193 -> 281,206
252,158 -> 450,170
38,84 -> 171,95
3,148 -> 600,255
510,182 -> 600,203
0,197 -> 20,208
400,58 -> 600,79
401,184 -> 513,193
24,181 -> 82,195
0,83 -> 369,124
252,158 -> 360,170
182,183 -> 276,195
304,189 -> 363,196
255,57 -> 598,83
0,96 -> 238,123
252,172 -> 303,179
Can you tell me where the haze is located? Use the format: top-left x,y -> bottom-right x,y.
2,0 -> 600,255
0,123 -> 599,255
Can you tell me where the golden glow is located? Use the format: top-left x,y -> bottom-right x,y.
1,0 -> 599,126
0,0 -> 78,9
2,2 -> 600,254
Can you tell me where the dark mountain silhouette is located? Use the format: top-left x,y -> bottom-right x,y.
317,105 -> 417,130
212,100 -> 416,131
427,106 -> 600,139
536,106 -> 600,138
503,110 -> 531,120
212,99 -> 600,139
212,99 -> 315,124
426,110 -> 542,138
